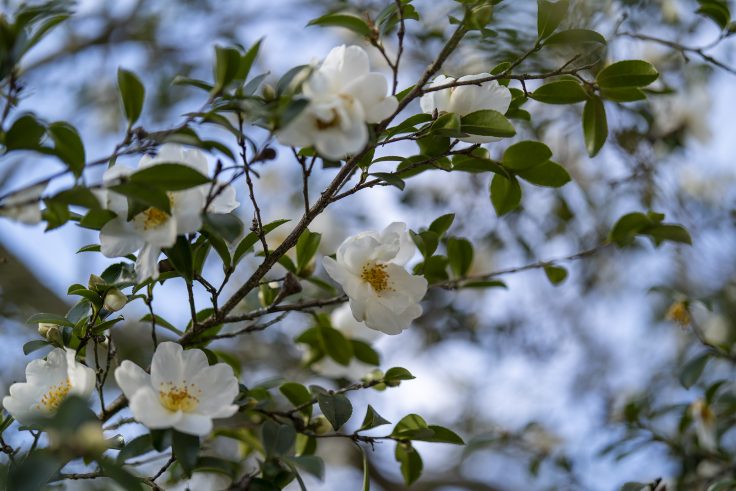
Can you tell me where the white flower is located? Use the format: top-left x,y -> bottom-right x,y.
323,222 -> 427,335
312,304 -> 381,379
103,288 -> 127,312
420,73 -> 512,143
163,472 -> 231,491
2,348 -> 95,425
99,143 -> 239,282
114,342 -> 239,436
276,45 -> 398,160
0,184 -> 46,225
651,84 -> 711,143
690,399 -> 717,451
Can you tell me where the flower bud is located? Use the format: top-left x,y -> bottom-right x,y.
312,415 -> 332,435
77,422 -> 109,455
103,288 -> 127,312
106,434 -> 126,450
38,323 -> 62,345
262,83 -> 276,101
88,274 -> 105,290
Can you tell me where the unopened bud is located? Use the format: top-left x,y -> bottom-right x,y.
77,422 -> 108,455
106,434 -> 125,450
103,288 -> 127,312
312,415 -> 332,435
262,83 -> 276,100
38,323 -> 62,345
88,274 -> 105,290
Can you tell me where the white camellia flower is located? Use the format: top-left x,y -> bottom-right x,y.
312,304 -> 381,379
2,348 -> 95,424
99,143 -> 239,282
323,222 -> 427,335
114,342 -> 239,436
0,184 -> 46,225
420,73 -> 512,143
277,45 -> 398,160
163,472 -> 231,491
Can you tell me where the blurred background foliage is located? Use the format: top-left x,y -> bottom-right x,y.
1,0 -> 736,490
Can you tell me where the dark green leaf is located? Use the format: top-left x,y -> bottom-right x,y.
679,353 -> 709,389
318,393 -> 352,431
52,186 -> 101,210
646,224 -> 692,246
319,324 -> 353,366
360,404 -> 391,431
502,141 -> 552,170
172,431 -> 200,477
307,13 -> 372,37
117,68 -> 145,126
544,29 -> 606,46
109,182 -> 170,217
460,110 -> 516,138
130,163 -> 209,191
447,237 -> 474,277
490,174 -> 522,216
530,80 -> 587,104
537,0 -> 569,39
610,212 -> 651,246
384,367 -> 415,382
6,114 -> 45,151
99,460 -> 144,490
395,443 -> 423,486
544,265 -> 568,285
370,172 -> 405,190
204,213 -> 244,243
285,455 -> 325,480
582,96 -> 607,157
280,382 -> 313,418
78,209 -> 117,230
26,313 -> 73,327
262,420 -> 296,456
8,450 -> 62,491
596,60 -> 659,88
233,219 -> 289,265
600,87 -> 646,102
23,339 -> 50,355
429,213 -> 455,237
296,229 -> 322,274
213,45 -> 243,92
48,122 -> 85,177
696,0 -> 731,29
116,434 -> 154,465
352,340 -> 380,366
516,161 -> 571,187
163,236 -> 194,281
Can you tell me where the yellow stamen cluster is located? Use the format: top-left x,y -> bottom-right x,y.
361,263 -> 392,293
36,378 -> 72,411
666,301 -> 691,327
141,207 -> 170,230
159,381 -> 200,412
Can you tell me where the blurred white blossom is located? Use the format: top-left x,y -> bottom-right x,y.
0,184 -> 46,225
277,45 -> 398,160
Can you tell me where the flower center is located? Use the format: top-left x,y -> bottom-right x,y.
36,378 -> 71,412
361,263 -> 392,293
138,194 -> 175,230
159,381 -> 200,412
315,109 -> 341,130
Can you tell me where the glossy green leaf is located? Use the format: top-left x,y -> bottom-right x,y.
130,163 -> 210,191
318,393 -> 352,431
679,353 -> 709,389
117,68 -> 145,126
429,213 -> 455,237
6,114 -> 45,151
502,141 -> 552,170
516,160 -> 571,187
48,122 -> 85,177
395,443 -> 423,486
544,265 -> 568,285
596,60 -> 659,88
544,28 -> 606,46
460,109 -> 516,138
319,324 -> 353,366
233,219 -> 290,265
307,13 -> 372,37
490,174 -> 522,216
582,96 -> 607,157
360,404 -> 391,431
530,80 -> 587,104
447,237 -> 473,277
172,431 -> 200,477
537,0 -> 569,39
262,420 -> 296,456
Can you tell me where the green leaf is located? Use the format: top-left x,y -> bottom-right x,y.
502,141 -> 552,170
285,455 -> 325,480
204,212 -> 243,243
460,110 -> 516,138
352,340 -> 380,366
530,80 -> 587,104
395,443 -> 423,486
679,353 -> 709,389
52,186 -> 101,210
609,212 -> 651,246
280,382 -> 313,418
319,324 -> 353,366
516,161 -> 571,187
7,450 -> 62,491
620,483 -> 648,491
421,425 -> 465,444
130,163 -> 210,191
172,431 -> 200,477
707,479 -> 736,491
233,219 -> 289,265
296,229 -> 322,274
370,172 -> 405,190
599,87 -> 646,102
78,209 -> 117,230
384,367 -> 415,382
361,445 -> 370,491
537,0 -> 569,39
23,339 -> 50,355
163,236 -> 194,281
238,39 -> 263,83
582,96 -> 607,157
416,135 -> 451,157
447,237 -> 474,277
317,393 -> 352,431
490,174 -> 522,216
544,265 -> 568,285
360,404 -> 391,431
452,154 -> 506,174
109,182 -> 170,217
26,312 -> 73,327
544,29 -> 606,46
116,434 -> 154,465
48,122 -> 85,177
596,60 -> 659,88
429,213 -> 455,237
429,112 -> 463,137
139,314 -> 182,335
696,0 -> 731,29
646,224 -> 692,246
117,68 -> 145,126
6,114 -> 45,151
213,45 -> 243,92
262,420 -> 296,456
99,460 -> 144,490
307,13 -> 372,37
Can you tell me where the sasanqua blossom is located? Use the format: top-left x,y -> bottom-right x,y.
420,73 -> 512,143
323,222 -> 427,335
0,184 -> 46,225
2,348 -> 95,424
99,143 -> 239,282
114,342 -> 239,436
277,45 -> 398,160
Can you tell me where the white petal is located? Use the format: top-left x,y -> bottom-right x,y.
320,45 -> 369,89
0,184 -> 45,225
66,349 -> 96,398
448,75 -> 511,116
172,188 -> 205,235
207,183 -> 239,214
151,342 -> 185,388
181,348 -> 210,383
129,386 -> 181,429
276,105 -> 317,148
174,413 -> 213,436
342,73 -> 397,123
134,212 -> 177,248
100,218 -> 144,258
114,360 -> 151,399
135,243 -> 162,282
330,303 -> 378,341
322,256 -> 347,285
420,75 -> 453,114
336,234 -> 380,274
192,364 -> 239,416
364,299 -> 408,335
